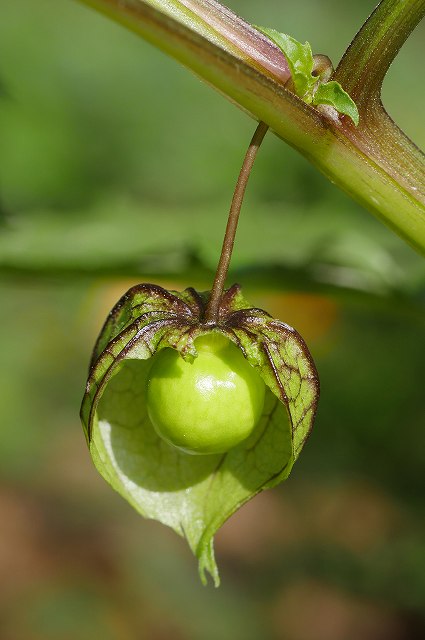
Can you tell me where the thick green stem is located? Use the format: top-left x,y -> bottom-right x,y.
334,0 -> 425,108
77,0 -> 425,254
333,0 -> 425,210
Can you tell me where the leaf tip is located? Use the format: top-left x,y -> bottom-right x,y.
313,80 -> 359,126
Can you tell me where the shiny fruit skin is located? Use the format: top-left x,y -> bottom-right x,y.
146,333 -> 265,454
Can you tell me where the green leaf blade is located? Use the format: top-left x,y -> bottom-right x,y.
255,27 -> 315,98
313,80 -> 360,126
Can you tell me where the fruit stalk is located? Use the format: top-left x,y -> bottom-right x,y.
204,120 -> 269,323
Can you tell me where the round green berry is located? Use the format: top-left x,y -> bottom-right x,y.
146,333 -> 265,454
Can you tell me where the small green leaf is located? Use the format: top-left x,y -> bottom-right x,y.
313,81 -> 359,126
81,284 -> 319,585
255,27 -> 315,99
257,26 -> 359,125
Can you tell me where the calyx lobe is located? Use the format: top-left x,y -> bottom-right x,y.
80,283 -> 319,585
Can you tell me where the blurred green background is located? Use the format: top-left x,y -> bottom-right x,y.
0,0 -> 424,638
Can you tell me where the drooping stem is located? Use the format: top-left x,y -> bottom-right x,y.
204,121 -> 269,323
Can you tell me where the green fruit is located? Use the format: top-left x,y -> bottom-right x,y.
146,332 -> 265,454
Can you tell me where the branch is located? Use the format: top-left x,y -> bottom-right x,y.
77,0 -> 425,254
334,0 -> 425,107
332,0 -> 425,234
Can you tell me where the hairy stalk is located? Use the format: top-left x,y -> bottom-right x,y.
204,121 -> 269,323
